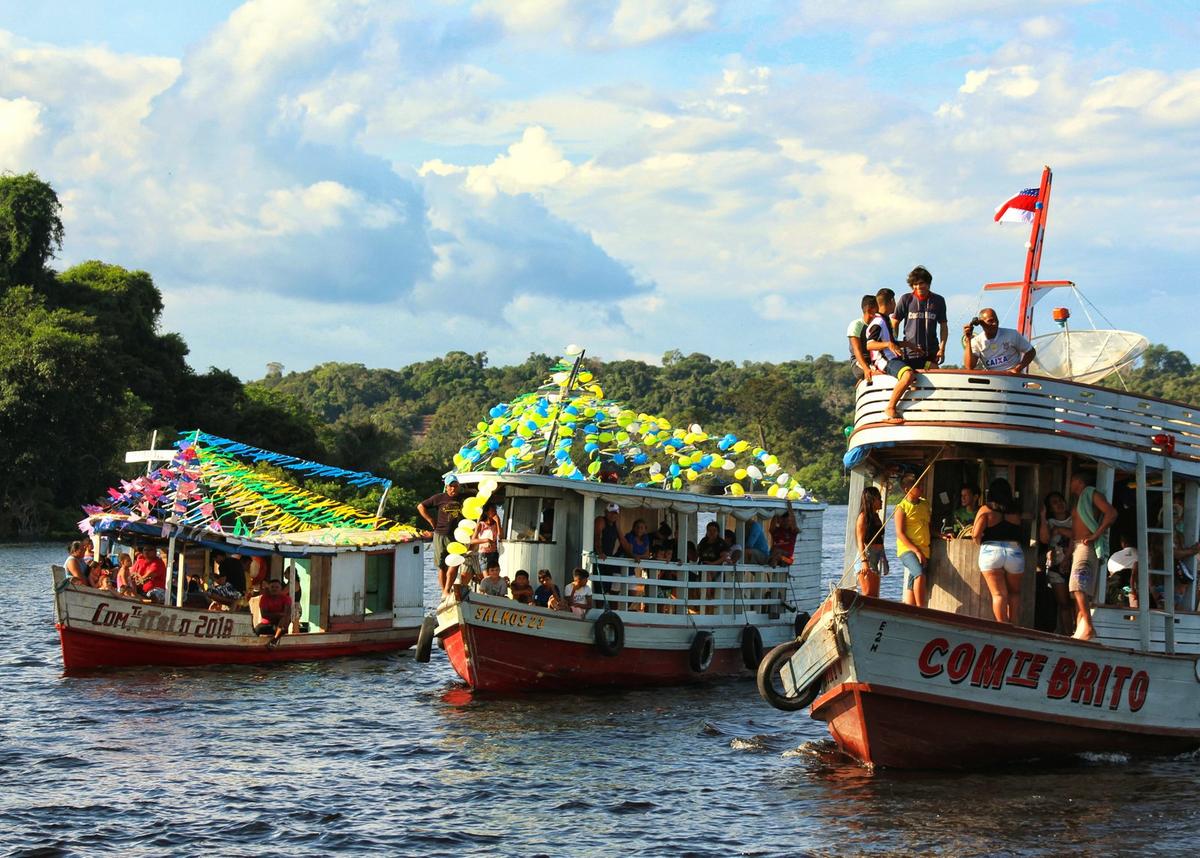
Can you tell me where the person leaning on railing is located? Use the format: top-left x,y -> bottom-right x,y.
962,308 -> 1036,374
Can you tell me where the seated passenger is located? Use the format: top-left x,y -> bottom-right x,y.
626,519 -> 652,562
479,562 -> 510,597
206,568 -> 243,611
563,567 -> 594,617
769,505 -> 798,567
1106,532 -> 1138,607
847,294 -> 878,383
697,522 -> 726,564
510,570 -> 534,604
64,541 -> 88,586
183,572 -> 209,608
547,592 -> 567,612
723,529 -> 741,564
865,288 -> 919,423
87,559 -> 107,589
1039,491 -> 1074,633
254,579 -> 292,649
533,570 -> 559,607
115,553 -> 137,596
745,520 -> 770,565
963,308 -> 1036,374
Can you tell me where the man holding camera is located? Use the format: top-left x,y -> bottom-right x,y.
963,308 -> 1037,374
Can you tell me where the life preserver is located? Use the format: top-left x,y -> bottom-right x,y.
740,625 -> 764,669
594,611 -> 624,657
414,614 -> 437,663
793,610 -> 811,638
756,639 -> 814,711
689,630 -> 715,673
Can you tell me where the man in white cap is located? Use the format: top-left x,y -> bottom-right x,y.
594,503 -> 633,595
418,475 -> 464,596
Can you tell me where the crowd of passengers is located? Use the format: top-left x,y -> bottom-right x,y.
847,266 -> 1037,423
63,542 -> 300,647
854,468 -> 1200,641
420,475 -> 801,612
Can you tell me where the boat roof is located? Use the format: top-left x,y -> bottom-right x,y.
82,430 -> 421,546
449,352 -> 822,503
452,471 -> 824,519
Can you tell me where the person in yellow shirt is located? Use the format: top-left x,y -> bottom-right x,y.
895,472 -> 932,607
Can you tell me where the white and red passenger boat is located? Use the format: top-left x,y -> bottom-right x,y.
428,355 -> 826,692
54,432 -> 426,671
759,167 -> 1200,767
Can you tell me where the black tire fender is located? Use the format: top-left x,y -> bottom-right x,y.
740,624 -> 764,669
414,614 -> 437,663
689,630 -> 715,673
756,639 -> 815,712
793,610 -> 812,639
594,611 -> 624,657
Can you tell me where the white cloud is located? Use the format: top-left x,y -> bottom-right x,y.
476,0 -> 715,47
0,96 -> 43,167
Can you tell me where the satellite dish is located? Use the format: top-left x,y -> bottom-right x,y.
1030,329 -> 1148,385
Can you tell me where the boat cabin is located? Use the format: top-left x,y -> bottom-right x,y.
846,369 -> 1200,653
454,472 -> 825,622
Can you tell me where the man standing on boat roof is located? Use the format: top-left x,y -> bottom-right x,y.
419,475 -> 464,596
1069,472 -> 1117,640
963,308 -> 1036,374
893,266 -> 948,369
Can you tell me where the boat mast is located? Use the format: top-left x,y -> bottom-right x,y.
982,165 -> 1073,339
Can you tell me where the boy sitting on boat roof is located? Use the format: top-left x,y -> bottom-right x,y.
865,288 -> 921,424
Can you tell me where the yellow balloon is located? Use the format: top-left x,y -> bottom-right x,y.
730,484 -> 745,496
734,468 -> 748,480
490,457 -> 506,469
685,469 -> 698,482
650,473 -> 665,482
732,440 -> 750,453
447,542 -> 468,555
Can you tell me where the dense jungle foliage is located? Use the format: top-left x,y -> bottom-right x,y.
4,173 -> 1198,537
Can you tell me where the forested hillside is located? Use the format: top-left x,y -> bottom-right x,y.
5,172 -> 1200,538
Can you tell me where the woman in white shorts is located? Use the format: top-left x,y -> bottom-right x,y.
973,478 -> 1024,624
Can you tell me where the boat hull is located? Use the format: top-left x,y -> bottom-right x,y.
437,593 -> 797,693
780,591 -> 1200,768
55,585 -> 418,671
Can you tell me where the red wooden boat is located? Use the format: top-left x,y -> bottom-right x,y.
758,168 -> 1200,767
54,432 -> 427,671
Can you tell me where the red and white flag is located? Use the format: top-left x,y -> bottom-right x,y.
994,187 -> 1039,223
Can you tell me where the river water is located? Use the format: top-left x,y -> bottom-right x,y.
3,507 -> 1199,856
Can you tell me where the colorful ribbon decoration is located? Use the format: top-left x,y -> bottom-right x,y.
81,433 -> 418,545
450,354 -> 813,501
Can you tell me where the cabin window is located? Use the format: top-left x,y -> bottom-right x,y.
507,497 -> 556,542
364,552 -> 394,614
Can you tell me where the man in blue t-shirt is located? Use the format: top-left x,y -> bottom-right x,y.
893,265 -> 948,369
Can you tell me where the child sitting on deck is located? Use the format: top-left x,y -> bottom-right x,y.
479,562 -> 510,597
563,568 -> 594,617
509,570 -> 534,604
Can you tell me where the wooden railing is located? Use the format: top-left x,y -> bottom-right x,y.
852,370 -> 1200,470
587,556 -> 797,621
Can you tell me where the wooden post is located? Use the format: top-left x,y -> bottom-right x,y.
1135,455 -> 1151,652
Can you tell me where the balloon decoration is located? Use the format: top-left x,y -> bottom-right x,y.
80,433 -> 421,545
449,351 -> 814,502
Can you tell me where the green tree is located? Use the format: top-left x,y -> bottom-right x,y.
0,172 -> 64,289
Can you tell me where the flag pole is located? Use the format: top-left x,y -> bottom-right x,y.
1017,165 -> 1053,338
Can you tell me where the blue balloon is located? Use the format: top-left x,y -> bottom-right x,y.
700,455 -> 713,468
669,464 -> 681,477
585,423 -> 599,434
500,424 -> 512,435
564,405 -> 579,415
633,453 -> 648,465
512,437 -> 526,448
584,442 -> 599,453
717,439 -> 731,451
612,454 -> 626,465
489,405 -> 506,418
525,420 -> 538,431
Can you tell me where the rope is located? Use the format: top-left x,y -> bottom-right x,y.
834,444 -> 948,592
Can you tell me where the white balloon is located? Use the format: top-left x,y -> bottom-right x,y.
565,343 -> 583,355
722,460 -> 736,470
776,474 -> 789,486
689,423 -> 702,435
458,518 -> 477,532
746,465 -> 763,480
446,554 -> 465,567
765,462 -> 780,476
479,476 -> 499,495
649,462 -> 662,475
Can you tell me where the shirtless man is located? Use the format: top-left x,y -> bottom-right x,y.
1069,473 -> 1118,640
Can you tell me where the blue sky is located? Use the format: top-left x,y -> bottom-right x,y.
0,0 -> 1196,378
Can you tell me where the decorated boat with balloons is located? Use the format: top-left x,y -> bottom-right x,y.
53,431 -> 427,671
421,349 -> 826,692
